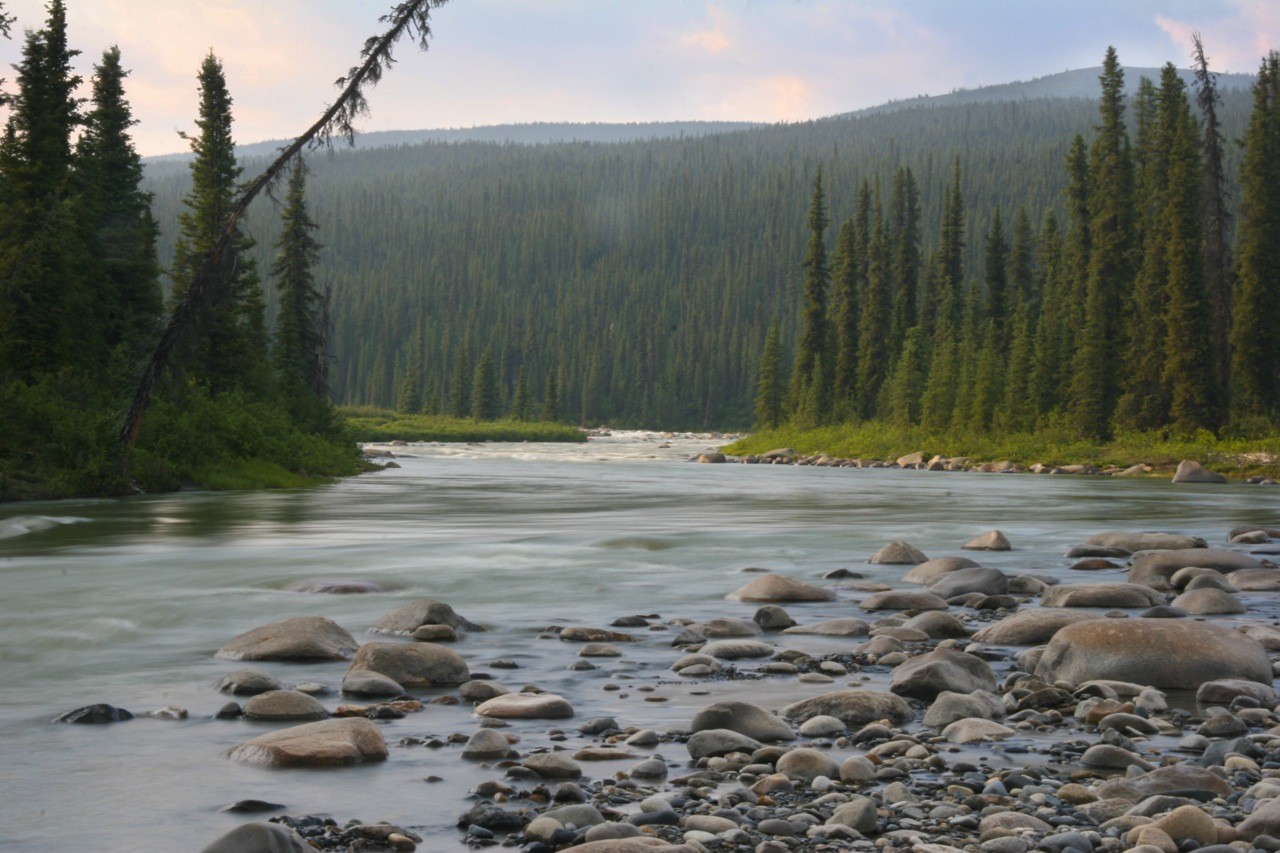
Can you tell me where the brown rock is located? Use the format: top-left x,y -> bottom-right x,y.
216,616 -> 358,662
227,718 -> 387,768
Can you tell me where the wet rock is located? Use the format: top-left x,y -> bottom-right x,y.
782,690 -> 912,727
369,599 -> 484,634
286,578 -> 385,594
1227,569 -> 1280,591
971,608 -> 1097,645
475,693 -> 574,719
1040,583 -> 1165,608
346,641 -> 469,688
1172,460 -> 1227,484
1170,587 -> 1246,615
941,718 -> 1015,743
798,714 -> 846,737
227,718 -> 387,768
216,669 -> 284,696
688,617 -> 761,638
1069,558 -> 1122,570
220,800 -> 286,814
869,540 -> 928,565
922,690 -> 1005,728
560,626 -> 636,643
686,728 -> 763,759
727,573 -> 835,603
927,567 -> 1009,598
459,680 -> 510,703
1081,744 -> 1154,770
460,729 -> 513,760
782,617 -> 870,637
963,530 -> 1012,551
1093,763 -> 1234,802
889,648 -> 996,700
1085,532 -> 1208,552
828,796 -> 878,833
903,611 -> 970,639
690,700 -> 795,742
341,670 -> 404,698
1196,679 -> 1279,708
752,605 -> 795,630
198,821 -> 311,853
50,703 -> 133,724
859,590 -> 949,611
1035,618 -> 1271,688
1149,804 -> 1220,846
524,752 -> 583,779
1128,549 -> 1267,590
411,624 -> 457,642
457,803 -> 529,832
579,643 -> 622,657
1239,798 -> 1280,842
902,556 -> 982,584
241,690 -> 328,723
216,616 -> 358,662
699,639 -> 773,659
556,840 -> 685,852
776,747 -> 840,782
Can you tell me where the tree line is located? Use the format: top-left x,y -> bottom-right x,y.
760,44 -> 1280,440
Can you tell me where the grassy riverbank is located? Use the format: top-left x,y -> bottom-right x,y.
340,407 -> 588,444
723,421 -> 1280,480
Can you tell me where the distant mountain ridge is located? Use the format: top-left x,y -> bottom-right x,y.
143,65 -> 1257,167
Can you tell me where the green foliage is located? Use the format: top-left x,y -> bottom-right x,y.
470,350 -> 501,420
271,157 -> 325,396
339,407 -> 586,443
753,323 -> 786,430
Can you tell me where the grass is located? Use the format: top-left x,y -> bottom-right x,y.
722,420 -> 1280,480
339,407 -> 587,444
188,458 -> 338,491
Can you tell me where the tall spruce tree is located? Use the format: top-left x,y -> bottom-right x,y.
74,45 -> 160,364
889,166 -> 921,345
270,157 -> 325,398
855,185 -> 891,419
981,206 -> 1009,345
1229,51 -> 1280,422
1192,33 -> 1233,388
790,168 -> 831,418
0,0 -> 86,378
829,219 -> 859,418
471,350 -> 500,420
170,52 -> 265,393
1068,48 -> 1136,439
542,366 -> 561,422
509,366 -> 531,420
448,347 -> 471,417
754,322 -> 785,429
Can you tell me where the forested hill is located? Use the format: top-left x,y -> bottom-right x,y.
143,68 -> 1255,430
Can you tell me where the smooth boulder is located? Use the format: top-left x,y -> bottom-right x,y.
902,556 -> 981,585
216,616 -> 358,662
963,530 -> 1011,551
228,718 -> 387,768
689,700 -> 794,742
346,641 -> 469,688
782,690 -> 912,727
1172,460 -> 1227,484
727,573 -> 835,602
970,608 -> 1103,645
241,690 -> 328,722
782,618 -> 870,637
1128,549 -> 1266,589
1040,583 -> 1165,609
1085,532 -> 1207,552
199,822 -> 311,853
475,693 -> 574,719
889,649 -> 996,700
858,590 -> 948,611
926,567 -> 1008,598
368,599 -> 483,634
1035,619 -> 1271,688
869,541 -> 928,565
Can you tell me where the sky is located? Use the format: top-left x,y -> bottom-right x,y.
1,0 -> 1277,157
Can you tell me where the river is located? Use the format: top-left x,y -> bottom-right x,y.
0,432 -> 1275,851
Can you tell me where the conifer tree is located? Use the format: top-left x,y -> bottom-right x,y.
448,348 -> 471,418
855,186 -> 891,418
1229,51 -> 1280,422
889,166 -> 921,344
924,161 -> 965,338
1029,212 -> 1066,420
1008,208 -> 1035,307
884,326 -> 925,427
74,45 -> 160,362
396,368 -> 421,413
789,168 -> 830,417
510,366 -> 531,420
170,52 -> 265,393
753,323 -> 785,429
1069,48 -> 1136,439
1000,301 -> 1036,432
1192,33 -> 1233,387
829,220 -> 859,419
1062,134 -> 1091,323
542,367 -> 561,422
270,157 -> 325,397
0,0 -> 85,378
981,206 -> 1009,345
471,350 -> 500,420
968,321 -> 1004,432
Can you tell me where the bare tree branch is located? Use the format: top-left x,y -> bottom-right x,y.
121,0 -> 448,446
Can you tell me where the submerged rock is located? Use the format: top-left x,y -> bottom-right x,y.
368,599 -> 484,634
1172,460 -> 1227,483
689,700 -> 794,742
198,822 -> 311,853
726,573 -> 835,602
346,641 -> 469,688
51,703 -> 133,724
868,540 -> 928,565
216,616 -> 358,662
227,718 -> 387,768
781,690 -> 912,727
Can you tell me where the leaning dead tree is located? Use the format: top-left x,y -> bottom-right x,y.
120,0 -> 448,446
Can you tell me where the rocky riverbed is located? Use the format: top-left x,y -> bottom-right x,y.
47,520 -> 1280,853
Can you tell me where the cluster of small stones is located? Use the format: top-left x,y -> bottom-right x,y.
49,524 -> 1280,853
693,450 -> 1278,486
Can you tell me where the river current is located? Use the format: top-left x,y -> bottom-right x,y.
1,431 -> 1276,851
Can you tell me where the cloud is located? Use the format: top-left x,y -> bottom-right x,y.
1156,1 -> 1280,72
683,5 -> 732,55
712,75 -> 813,123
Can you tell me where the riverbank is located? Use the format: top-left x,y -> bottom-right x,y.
340,407 -> 588,444
722,422 -> 1280,482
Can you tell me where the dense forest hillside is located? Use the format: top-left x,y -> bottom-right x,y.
142,68 -> 1255,429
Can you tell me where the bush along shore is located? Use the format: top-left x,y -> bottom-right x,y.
340,407 -> 588,445
718,425 -> 1280,484
52,522 -> 1280,852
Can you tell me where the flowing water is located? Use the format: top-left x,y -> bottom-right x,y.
1,432 -> 1276,851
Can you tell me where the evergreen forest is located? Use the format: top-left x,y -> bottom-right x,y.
141,52 -> 1272,438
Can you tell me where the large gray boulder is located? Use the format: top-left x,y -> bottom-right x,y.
889,649 -> 996,701
1085,532 -> 1207,552
1129,549 -> 1268,589
200,822 -> 311,853
858,590 -> 949,611
227,718 -> 388,768
1040,583 -> 1165,609
689,700 -> 794,742
346,641 -> 469,688
922,690 -> 1005,728
782,690 -> 912,727
727,573 -> 835,602
902,556 -> 982,585
1172,460 -> 1227,484
686,728 -> 762,759
971,608 -> 1097,645
216,616 -> 358,662
369,599 -> 484,634
927,567 -> 1009,598
1035,619 -> 1271,688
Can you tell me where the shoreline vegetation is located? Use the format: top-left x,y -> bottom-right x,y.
342,407 -> 587,444
722,421 -> 1280,482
